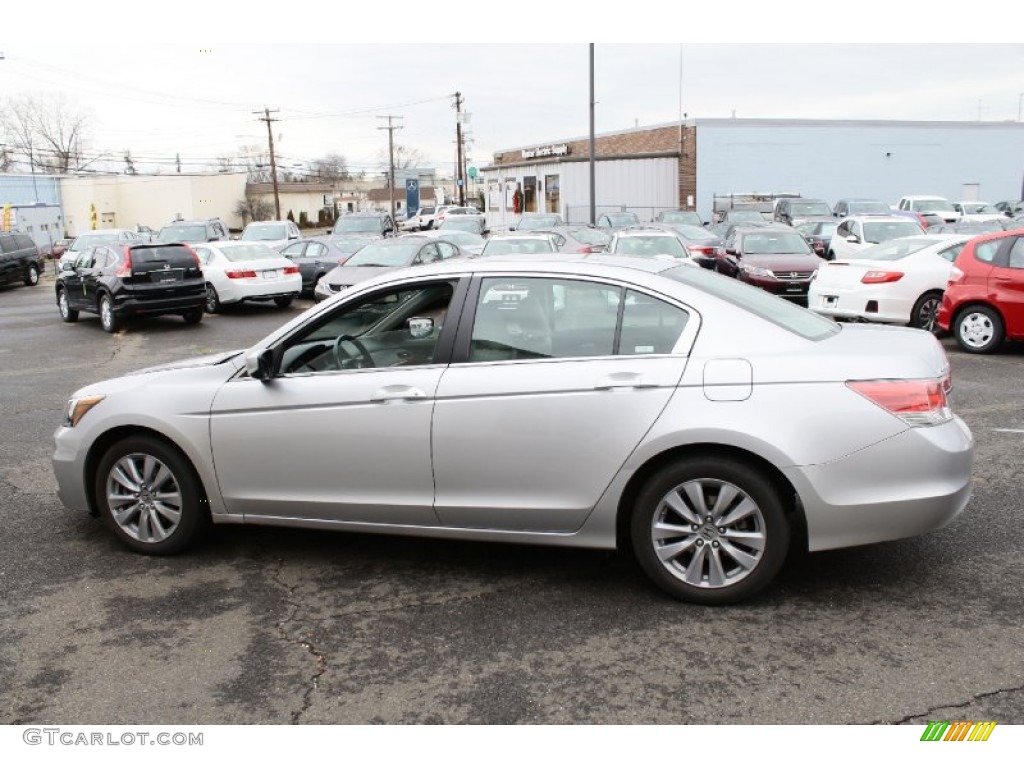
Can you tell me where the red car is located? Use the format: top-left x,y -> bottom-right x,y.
936,228 -> 1024,353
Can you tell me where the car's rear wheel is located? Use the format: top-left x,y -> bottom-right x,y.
95,435 -> 208,555
274,296 -> 293,309
99,294 -> 121,333
204,284 -> 221,314
58,287 -> 79,322
182,309 -> 203,325
630,457 -> 789,605
954,304 -> 1003,354
24,264 -> 40,286
910,291 -> 943,333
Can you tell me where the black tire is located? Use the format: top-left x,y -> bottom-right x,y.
274,295 -> 293,309
24,263 -> 40,287
98,293 -> 121,333
825,250 -> 836,261
57,287 -> 79,322
94,435 -> 209,555
204,283 -> 221,314
953,304 -> 1004,354
182,308 -> 203,325
630,457 -> 790,605
909,291 -> 943,333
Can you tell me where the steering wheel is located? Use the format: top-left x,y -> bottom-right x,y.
333,334 -> 376,369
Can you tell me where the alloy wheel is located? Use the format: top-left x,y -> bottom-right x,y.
105,453 -> 184,544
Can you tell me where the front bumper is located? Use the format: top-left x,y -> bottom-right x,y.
786,415 -> 973,552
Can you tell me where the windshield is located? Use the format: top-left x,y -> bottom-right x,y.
603,213 -> 640,227
664,265 -> 839,341
69,233 -> 119,250
910,198 -> 952,212
612,235 -> 686,258
335,218 -> 382,233
961,203 -> 999,215
659,211 -> 702,225
863,220 -> 924,243
725,211 -> 765,223
516,216 -> 561,231
217,243 -> 281,262
159,225 -> 208,242
440,218 -> 482,233
434,231 -> 484,247
741,232 -> 811,254
242,224 -> 287,240
567,228 -> 611,246
481,238 -> 555,256
791,202 -> 831,216
344,241 -> 421,267
844,237 -> 940,262
848,200 -> 890,214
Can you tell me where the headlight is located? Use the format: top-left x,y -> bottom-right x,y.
741,264 -> 773,278
65,395 -> 105,427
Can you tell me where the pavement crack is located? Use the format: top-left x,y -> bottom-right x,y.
875,682 -> 1024,724
268,557 -> 327,725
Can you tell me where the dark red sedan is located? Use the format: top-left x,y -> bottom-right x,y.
727,227 -> 825,305
937,228 -> 1024,353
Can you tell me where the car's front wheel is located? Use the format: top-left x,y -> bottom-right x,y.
630,457 -> 790,605
57,287 -> 79,322
954,304 -> 1004,354
94,435 -> 209,555
24,263 -> 40,286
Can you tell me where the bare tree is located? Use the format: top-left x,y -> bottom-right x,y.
214,154 -> 235,174
310,153 -> 350,182
0,94 -> 94,173
234,195 -> 274,225
377,144 -> 424,171
238,143 -> 270,182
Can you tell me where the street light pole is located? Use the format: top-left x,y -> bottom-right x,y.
589,44 -> 596,227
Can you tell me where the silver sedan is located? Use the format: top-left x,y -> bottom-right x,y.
53,256 -> 973,604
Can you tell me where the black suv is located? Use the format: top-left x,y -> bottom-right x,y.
56,243 -> 206,333
331,212 -> 395,239
0,232 -> 44,289
157,218 -> 230,243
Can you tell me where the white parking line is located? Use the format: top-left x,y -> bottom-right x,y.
992,429 -> 1024,433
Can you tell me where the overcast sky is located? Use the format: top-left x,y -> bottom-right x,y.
2,6 -> 1023,178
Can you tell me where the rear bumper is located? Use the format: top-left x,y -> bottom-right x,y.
807,283 -> 910,324
786,416 -> 973,552
113,288 -> 206,316
218,274 -> 302,304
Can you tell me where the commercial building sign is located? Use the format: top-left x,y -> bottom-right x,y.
521,144 -> 570,160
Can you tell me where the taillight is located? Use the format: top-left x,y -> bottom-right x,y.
847,379 -> 952,426
184,244 -> 202,270
283,266 -> 299,275
861,270 -> 904,284
225,269 -> 257,279
116,246 -> 133,278
690,247 -> 714,255
579,246 -> 595,254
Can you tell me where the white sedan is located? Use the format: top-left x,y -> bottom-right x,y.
808,234 -> 970,330
192,241 -> 302,313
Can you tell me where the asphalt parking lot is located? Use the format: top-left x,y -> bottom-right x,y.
1,275 -> 1022,725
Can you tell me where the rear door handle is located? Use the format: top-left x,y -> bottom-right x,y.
371,385 -> 427,403
594,373 -> 656,391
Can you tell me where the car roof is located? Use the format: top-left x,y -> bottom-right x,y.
841,215 -> 917,222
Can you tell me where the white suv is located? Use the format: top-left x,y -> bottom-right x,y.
827,216 -> 925,261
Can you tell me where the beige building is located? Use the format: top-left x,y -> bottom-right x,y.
59,172 -> 248,236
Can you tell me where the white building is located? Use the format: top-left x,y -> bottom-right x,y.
482,118 -> 1024,228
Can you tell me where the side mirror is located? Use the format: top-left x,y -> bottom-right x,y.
244,348 -> 276,382
508,226 -> 516,232
407,317 -> 434,338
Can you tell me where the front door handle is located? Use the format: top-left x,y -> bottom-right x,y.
371,385 -> 427,403
594,373 -> 656,391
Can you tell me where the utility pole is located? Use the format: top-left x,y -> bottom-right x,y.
377,115 -> 403,224
454,92 -> 466,206
255,108 -> 281,219
589,44 -> 596,226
